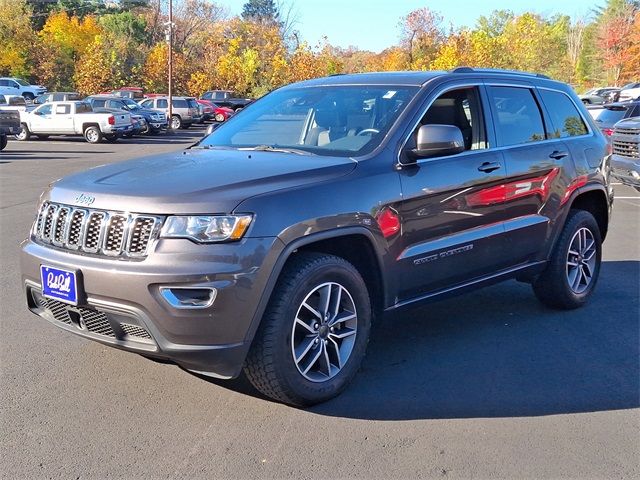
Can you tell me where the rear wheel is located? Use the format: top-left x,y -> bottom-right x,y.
23,92 -> 34,101
15,123 -> 30,141
214,113 -> 225,122
533,210 -> 602,309
84,126 -> 102,144
0,135 -> 7,151
244,253 -> 372,406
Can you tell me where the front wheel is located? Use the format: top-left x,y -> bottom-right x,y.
532,210 -> 602,309
244,253 -> 372,406
15,123 -> 30,141
84,126 -> 102,144
214,113 -> 225,122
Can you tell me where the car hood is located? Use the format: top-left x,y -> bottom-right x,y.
614,116 -> 640,129
46,149 -> 357,214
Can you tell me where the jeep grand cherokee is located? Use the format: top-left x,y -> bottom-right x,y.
21,68 -> 613,406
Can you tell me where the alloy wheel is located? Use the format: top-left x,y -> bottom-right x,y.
291,282 -> 357,382
566,227 -> 597,294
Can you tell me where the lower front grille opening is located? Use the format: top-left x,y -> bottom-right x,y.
29,289 -> 155,347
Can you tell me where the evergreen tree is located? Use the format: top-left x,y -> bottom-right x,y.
241,0 -> 280,24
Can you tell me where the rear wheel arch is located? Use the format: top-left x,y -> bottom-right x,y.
567,187 -> 610,240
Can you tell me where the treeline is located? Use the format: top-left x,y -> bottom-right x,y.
0,0 -> 638,97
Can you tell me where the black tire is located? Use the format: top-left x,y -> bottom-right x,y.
244,252 -> 372,406
170,115 -> 181,129
532,209 -> 602,309
214,113 -> 225,122
83,126 -> 102,144
23,92 -> 34,101
104,134 -> 118,142
0,135 -> 7,151
15,123 -> 30,141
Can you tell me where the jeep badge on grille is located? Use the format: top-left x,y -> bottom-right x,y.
75,193 -> 95,206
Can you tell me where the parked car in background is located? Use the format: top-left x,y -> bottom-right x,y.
610,118 -> 640,191
196,99 -> 213,122
586,105 -> 605,120
111,87 -> 144,100
33,92 -> 81,105
201,90 -> 253,111
0,95 -> 28,112
0,108 -> 21,151
16,101 -> 132,143
617,82 -> 640,102
85,95 -> 167,134
0,78 -> 47,100
579,87 -> 620,105
593,101 -> 640,137
139,96 -> 198,129
198,99 -> 234,122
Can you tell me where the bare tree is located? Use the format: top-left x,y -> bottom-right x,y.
567,17 -> 586,82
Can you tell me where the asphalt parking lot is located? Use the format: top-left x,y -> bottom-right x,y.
1,130 -> 638,479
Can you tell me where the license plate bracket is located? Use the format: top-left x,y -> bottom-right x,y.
40,265 -> 81,305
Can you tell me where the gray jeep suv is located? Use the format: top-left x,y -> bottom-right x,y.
21,69 -> 613,406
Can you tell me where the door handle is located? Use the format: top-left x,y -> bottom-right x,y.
477,162 -> 501,173
549,150 -> 568,160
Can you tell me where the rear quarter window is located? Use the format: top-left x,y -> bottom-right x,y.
539,90 -> 588,138
173,99 -> 188,108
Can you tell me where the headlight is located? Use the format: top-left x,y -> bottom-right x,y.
160,215 -> 252,243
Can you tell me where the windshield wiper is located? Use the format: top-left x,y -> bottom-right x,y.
239,145 -> 313,155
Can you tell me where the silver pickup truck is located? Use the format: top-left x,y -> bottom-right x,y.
17,101 -> 132,143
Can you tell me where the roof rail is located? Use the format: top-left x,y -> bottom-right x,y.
450,67 -> 550,80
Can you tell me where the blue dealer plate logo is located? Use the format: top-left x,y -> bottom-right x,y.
40,265 -> 78,305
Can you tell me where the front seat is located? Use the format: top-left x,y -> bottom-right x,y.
305,108 -> 347,146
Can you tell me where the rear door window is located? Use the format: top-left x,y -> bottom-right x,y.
487,86 -> 546,146
173,99 -> 188,108
91,99 -> 106,108
539,90 -> 588,138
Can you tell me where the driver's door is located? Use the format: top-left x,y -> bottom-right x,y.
31,104 -> 54,132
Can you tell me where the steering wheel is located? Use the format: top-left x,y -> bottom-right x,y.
357,128 -> 380,136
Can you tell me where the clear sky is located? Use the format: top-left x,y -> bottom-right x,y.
218,0 -> 594,52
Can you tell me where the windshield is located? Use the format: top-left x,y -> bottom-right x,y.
15,78 -> 30,86
199,85 -> 418,157
595,107 -> 628,125
123,99 -> 140,110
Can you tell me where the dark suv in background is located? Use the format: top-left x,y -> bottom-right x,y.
85,95 -> 168,134
21,69 -> 612,406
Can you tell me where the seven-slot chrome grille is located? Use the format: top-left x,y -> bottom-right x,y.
33,202 -> 163,258
613,127 -> 640,159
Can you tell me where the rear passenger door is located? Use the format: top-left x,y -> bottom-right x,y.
485,84 -> 575,266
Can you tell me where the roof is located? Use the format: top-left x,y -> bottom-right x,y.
288,68 -> 561,88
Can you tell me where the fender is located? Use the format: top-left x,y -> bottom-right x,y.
240,226 -> 388,352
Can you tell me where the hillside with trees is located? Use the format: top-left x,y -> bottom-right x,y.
0,0 -> 638,96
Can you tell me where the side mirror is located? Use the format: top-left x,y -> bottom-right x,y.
407,124 -> 464,161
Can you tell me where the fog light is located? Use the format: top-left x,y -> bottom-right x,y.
160,287 -> 216,309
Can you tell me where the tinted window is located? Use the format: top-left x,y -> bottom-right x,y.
0,95 -> 4,103
157,99 -> 168,108
488,86 -> 546,146
540,90 -> 588,138
107,100 -> 125,110
173,99 -> 188,108
91,99 -> 106,108
140,99 -> 153,108
76,102 -> 92,113
0,80 -> 8,87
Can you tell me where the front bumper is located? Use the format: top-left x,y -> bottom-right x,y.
21,236 -> 282,378
610,154 -> 640,188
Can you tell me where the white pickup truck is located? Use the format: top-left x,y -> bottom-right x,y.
17,101 -> 132,143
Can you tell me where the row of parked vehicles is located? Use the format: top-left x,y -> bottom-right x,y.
0,84 -> 251,149
578,82 -> 640,105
